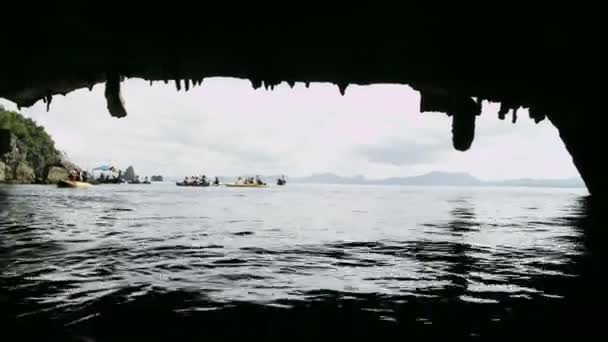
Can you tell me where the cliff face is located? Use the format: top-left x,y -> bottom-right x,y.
1,143 -> 36,184
0,111 -> 79,184
46,166 -> 69,183
0,129 -> 34,183
0,4 -> 604,195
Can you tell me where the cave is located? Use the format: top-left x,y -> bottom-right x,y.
0,4 -> 604,196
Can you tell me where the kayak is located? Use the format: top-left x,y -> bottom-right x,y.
57,180 -> 92,188
225,184 -> 268,188
176,182 -> 210,187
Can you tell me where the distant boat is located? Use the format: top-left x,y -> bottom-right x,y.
176,182 -> 210,187
128,180 -> 151,184
225,183 -> 268,188
57,180 -> 92,189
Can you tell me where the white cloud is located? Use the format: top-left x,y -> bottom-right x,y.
1,78 -> 579,180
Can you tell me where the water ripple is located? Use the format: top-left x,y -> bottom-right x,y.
0,184 -> 597,339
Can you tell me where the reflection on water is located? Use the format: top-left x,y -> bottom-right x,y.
0,184 -> 603,339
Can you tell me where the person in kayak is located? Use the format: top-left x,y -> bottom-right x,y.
213,177 -> 220,186
277,175 -> 286,185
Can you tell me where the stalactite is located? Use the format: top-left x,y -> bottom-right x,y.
498,102 -> 509,120
105,72 -> 127,118
45,94 -> 52,112
529,106 -> 546,123
337,82 -> 348,96
251,78 -> 262,90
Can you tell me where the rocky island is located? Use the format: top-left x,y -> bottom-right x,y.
0,106 -> 79,184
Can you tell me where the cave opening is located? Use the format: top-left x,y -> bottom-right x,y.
0,77 -> 583,188
2,4 -> 606,339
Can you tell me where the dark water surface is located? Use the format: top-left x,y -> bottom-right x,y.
0,184 -> 604,339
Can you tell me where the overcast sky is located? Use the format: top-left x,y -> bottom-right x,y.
1,78 -> 580,180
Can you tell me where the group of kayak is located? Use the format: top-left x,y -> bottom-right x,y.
57,172 -> 288,189
228,176 -> 267,188
58,170 -> 154,188
176,175 -> 287,188
97,175 -> 151,185
176,175 -> 220,187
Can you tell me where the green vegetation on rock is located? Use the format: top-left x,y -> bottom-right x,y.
0,108 -> 60,181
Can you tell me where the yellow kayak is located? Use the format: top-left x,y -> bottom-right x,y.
225,184 -> 268,188
57,180 -> 92,188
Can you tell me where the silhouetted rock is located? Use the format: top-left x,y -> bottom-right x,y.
0,129 -> 10,157
124,166 -> 136,182
151,175 -> 163,182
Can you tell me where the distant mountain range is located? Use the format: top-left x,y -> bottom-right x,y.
288,171 -> 585,188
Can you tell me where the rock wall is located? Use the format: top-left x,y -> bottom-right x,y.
0,132 -> 79,184
1,132 -> 31,183
547,104 -> 607,198
1,162 -> 36,184
46,166 -> 69,183
14,162 -> 35,184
